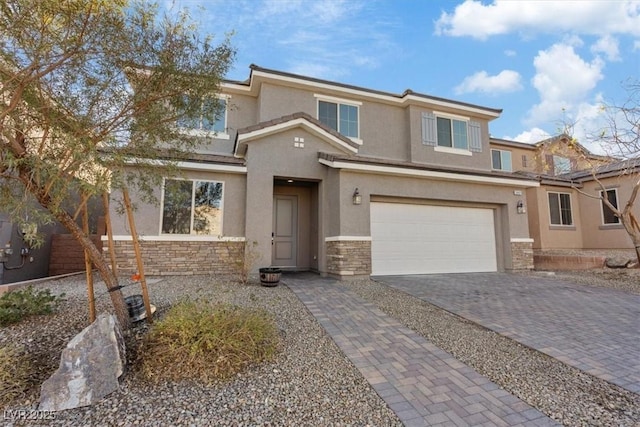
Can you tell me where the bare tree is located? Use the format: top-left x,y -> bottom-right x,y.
567,81 -> 640,264
0,0 -> 235,327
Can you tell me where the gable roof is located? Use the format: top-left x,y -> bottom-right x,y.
223,65 -> 503,120
234,112 -> 360,157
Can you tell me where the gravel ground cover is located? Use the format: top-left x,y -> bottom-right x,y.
1,275 -> 401,426
1,269 -> 638,426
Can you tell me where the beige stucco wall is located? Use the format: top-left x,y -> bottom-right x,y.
109,170 -> 246,238
527,185 -> 583,249
244,128 -> 344,272
254,83 -> 410,161
358,101 -> 409,160
408,105 -> 493,171
528,176 -> 636,251
578,177 -> 636,249
229,81 -> 501,170
225,92 -> 257,146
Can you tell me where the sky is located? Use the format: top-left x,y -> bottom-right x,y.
164,0 -> 640,153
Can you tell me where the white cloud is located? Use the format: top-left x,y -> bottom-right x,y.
507,128 -> 551,144
526,43 -> 604,126
454,70 -> 523,95
591,35 -> 621,61
504,49 -> 517,57
435,0 -> 640,39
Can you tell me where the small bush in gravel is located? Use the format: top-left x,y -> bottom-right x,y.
0,345 -> 31,407
0,286 -> 65,326
140,300 -> 279,384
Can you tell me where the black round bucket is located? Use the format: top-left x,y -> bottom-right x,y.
259,267 -> 281,287
125,294 -> 145,320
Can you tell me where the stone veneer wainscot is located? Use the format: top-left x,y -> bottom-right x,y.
510,240 -> 534,270
105,240 -> 244,277
326,239 -> 371,278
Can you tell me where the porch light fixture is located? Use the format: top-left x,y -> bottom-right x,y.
516,200 -> 526,214
352,188 -> 362,205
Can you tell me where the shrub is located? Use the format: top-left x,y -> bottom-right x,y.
0,345 -> 31,407
0,286 -> 65,327
140,300 -> 280,384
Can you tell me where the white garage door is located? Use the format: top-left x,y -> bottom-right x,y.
370,202 -> 497,275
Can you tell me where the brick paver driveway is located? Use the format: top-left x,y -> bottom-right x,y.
376,273 -> 640,395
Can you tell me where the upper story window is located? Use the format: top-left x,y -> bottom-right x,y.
437,117 -> 468,149
548,192 -> 573,226
315,95 -> 360,140
176,96 -> 228,138
600,189 -> 620,225
545,154 -> 574,175
422,112 -> 482,154
161,179 -> 223,235
553,155 -> 571,174
522,155 -> 528,168
491,149 -> 512,171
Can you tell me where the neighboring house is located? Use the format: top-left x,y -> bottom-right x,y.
489,135 -> 638,258
0,213 -> 59,285
107,65 -> 541,278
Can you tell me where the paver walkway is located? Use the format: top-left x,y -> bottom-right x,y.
286,275 -> 557,427
377,273 -> 640,395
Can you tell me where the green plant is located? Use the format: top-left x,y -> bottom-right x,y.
0,286 -> 65,326
140,300 -> 279,384
0,345 -> 31,407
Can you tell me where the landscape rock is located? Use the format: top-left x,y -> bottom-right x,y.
605,257 -> 633,268
38,313 -> 126,411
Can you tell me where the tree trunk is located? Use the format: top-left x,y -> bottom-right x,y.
620,211 -> 640,266
54,209 -> 131,328
22,175 -> 131,328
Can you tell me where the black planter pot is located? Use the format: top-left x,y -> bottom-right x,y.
259,267 -> 281,287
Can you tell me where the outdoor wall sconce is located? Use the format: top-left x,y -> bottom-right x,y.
517,200 -> 526,214
352,188 -> 362,205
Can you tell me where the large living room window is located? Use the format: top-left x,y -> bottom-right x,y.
491,149 -> 512,171
600,189 -> 620,225
548,192 -> 573,226
316,97 -> 360,139
161,179 -> 223,235
176,96 -> 228,137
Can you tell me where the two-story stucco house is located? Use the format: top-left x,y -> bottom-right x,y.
107,65 -> 540,278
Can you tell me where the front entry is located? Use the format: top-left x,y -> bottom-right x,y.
272,195 -> 298,267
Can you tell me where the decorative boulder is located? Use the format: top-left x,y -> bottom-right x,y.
605,257 -> 633,269
39,313 -> 126,411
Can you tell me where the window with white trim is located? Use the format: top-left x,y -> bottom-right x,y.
176,96 -> 227,135
317,99 -> 359,138
548,192 -> 573,226
437,116 -> 468,149
421,112 -> 482,152
491,149 -> 512,171
600,189 -> 620,225
161,179 -> 223,235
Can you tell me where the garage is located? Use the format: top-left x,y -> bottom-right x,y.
370,202 -> 497,275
